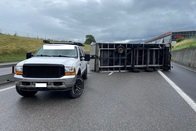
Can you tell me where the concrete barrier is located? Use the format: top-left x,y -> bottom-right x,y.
172,48 -> 196,69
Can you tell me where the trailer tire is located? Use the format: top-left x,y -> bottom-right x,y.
131,68 -> 140,73
163,67 -> 170,71
145,68 -> 154,72
16,86 -> 37,97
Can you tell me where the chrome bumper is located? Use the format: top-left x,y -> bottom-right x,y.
15,75 -> 76,91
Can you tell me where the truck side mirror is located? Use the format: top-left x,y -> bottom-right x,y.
84,54 -> 90,61
26,52 -> 33,59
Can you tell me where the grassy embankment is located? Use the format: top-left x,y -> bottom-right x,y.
172,39 -> 196,51
0,34 -> 43,63
0,34 -> 90,63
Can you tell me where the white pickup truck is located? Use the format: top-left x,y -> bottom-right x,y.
14,42 -> 90,98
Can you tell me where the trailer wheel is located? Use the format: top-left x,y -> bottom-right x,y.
163,67 -> 170,71
69,75 -> 84,99
145,68 -> 154,72
16,86 -> 37,97
131,68 -> 140,73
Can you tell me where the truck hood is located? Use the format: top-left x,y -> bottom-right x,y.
17,57 -> 78,67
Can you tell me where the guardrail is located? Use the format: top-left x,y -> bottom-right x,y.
0,62 -> 17,68
0,62 -> 18,84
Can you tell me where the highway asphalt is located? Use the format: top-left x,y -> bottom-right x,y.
164,62 -> 196,102
0,68 -> 196,131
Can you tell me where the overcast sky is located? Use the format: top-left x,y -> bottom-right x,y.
0,0 -> 196,42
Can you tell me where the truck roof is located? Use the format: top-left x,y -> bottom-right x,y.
43,40 -> 84,46
43,44 -> 76,50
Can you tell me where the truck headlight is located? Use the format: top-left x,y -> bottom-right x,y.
15,66 -> 23,75
64,66 -> 76,76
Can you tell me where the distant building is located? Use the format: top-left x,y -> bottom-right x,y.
145,30 -> 196,45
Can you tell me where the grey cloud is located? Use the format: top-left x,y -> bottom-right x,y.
0,0 -> 196,42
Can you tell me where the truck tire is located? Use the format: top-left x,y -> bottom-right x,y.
69,75 -> 84,99
82,66 -> 88,80
16,86 -> 37,97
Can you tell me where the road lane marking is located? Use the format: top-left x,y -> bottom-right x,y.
0,86 -> 15,93
108,72 -> 114,76
158,70 -> 196,112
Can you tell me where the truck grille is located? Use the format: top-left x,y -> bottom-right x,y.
23,64 -> 65,78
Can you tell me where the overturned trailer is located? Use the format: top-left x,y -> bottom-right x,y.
90,42 -> 171,72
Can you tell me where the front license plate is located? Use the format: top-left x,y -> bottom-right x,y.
35,83 -> 47,87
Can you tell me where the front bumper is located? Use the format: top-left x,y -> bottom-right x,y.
14,75 -> 76,91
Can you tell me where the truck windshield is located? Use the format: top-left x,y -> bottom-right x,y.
35,47 -> 78,58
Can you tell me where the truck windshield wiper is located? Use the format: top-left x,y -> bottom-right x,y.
36,54 -> 52,57
51,55 -> 72,57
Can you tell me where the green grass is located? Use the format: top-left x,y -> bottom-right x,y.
172,39 -> 196,51
0,34 -> 43,63
0,34 -> 91,63
0,53 -> 26,63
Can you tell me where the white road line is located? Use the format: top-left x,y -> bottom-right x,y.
158,70 -> 196,112
108,72 -> 114,76
0,86 -> 15,93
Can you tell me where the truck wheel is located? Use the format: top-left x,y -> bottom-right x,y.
82,67 -> 88,80
69,75 -> 84,99
16,86 -> 37,97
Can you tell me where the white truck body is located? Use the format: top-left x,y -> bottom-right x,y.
14,44 -> 89,98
